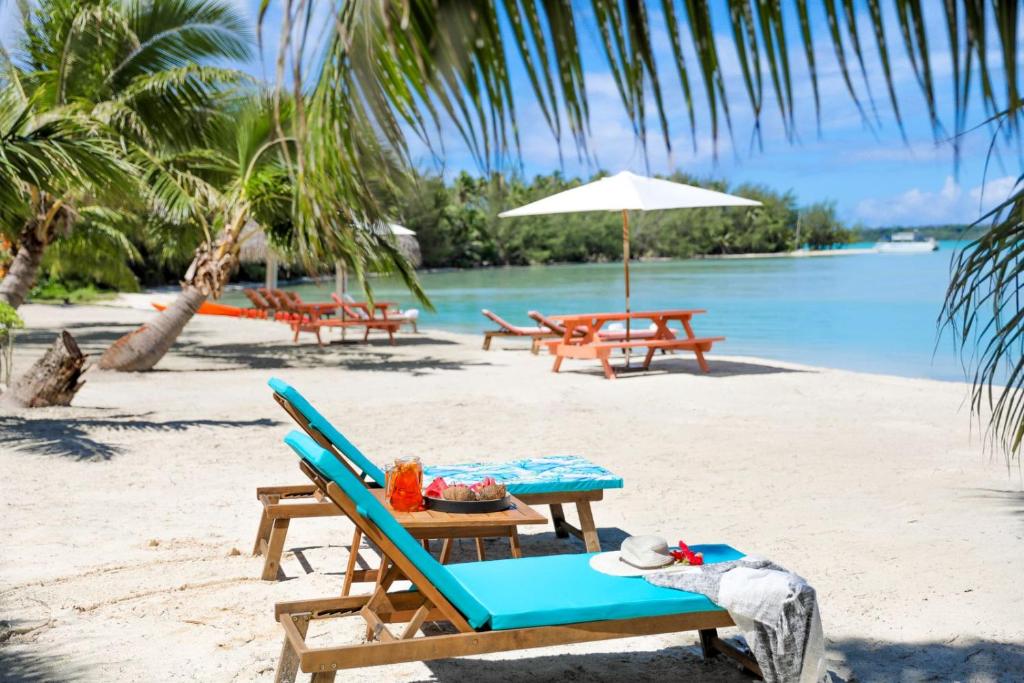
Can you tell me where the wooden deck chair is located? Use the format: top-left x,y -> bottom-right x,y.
481,309 -> 559,353
253,378 -> 622,583
272,431 -> 762,682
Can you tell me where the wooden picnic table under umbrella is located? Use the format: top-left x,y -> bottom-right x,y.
499,171 -> 760,376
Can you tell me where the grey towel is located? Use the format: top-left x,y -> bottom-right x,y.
646,556 -> 826,683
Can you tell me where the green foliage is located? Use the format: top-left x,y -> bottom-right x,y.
799,202 -> 852,249
402,170 -> 837,268
0,300 -> 24,385
0,301 -> 24,330
29,278 -> 116,304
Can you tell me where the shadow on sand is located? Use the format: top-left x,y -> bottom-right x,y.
828,636 -> 1024,682
557,356 -> 810,380
0,646 -> 81,683
162,336 -> 490,375
14,322 -> 141,352
0,413 -> 278,460
965,487 -> 1024,525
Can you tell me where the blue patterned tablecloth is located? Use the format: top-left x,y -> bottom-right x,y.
422,455 -> 623,495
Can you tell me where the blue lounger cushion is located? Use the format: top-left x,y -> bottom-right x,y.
269,377 -> 387,485
284,430 -> 492,629
447,545 -> 743,630
424,456 -> 623,495
269,377 -> 622,494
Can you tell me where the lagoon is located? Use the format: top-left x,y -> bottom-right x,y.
226,241 -> 971,382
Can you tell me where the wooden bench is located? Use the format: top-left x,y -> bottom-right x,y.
548,336 -> 724,379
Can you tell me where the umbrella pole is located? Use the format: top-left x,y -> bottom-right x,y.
622,209 -> 631,368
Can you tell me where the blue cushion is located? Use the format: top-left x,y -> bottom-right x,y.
447,545 -> 743,630
424,456 -> 623,495
269,378 -> 386,485
283,431 -> 492,629
270,377 -> 622,494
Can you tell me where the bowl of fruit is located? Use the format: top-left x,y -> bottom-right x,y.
423,477 -> 511,513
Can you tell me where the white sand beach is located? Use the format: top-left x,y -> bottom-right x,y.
2,303 -> 1023,682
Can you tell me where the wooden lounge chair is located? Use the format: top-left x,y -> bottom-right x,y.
330,294 -> 416,337
481,309 -> 559,353
272,430 -> 762,682
253,378 -> 623,583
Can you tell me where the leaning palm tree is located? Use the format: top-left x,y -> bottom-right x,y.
98,93 -> 424,370
263,1 -> 1024,462
0,0 -> 251,309
0,91 -> 131,307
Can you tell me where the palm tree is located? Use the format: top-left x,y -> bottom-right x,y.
0,89 -> 132,307
263,2 -> 1023,461
95,90 -> 425,371
0,0 -> 251,309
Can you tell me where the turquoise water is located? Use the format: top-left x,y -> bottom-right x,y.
225,240 -> 975,382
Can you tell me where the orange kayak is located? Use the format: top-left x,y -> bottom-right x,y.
151,301 -> 263,318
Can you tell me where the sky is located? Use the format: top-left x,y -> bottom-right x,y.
2,1 -> 1019,228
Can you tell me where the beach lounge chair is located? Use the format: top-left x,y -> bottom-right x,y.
253,378 -> 623,583
330,293 -> 418,334
481,309 -> 559,353
271,430 -> 761,682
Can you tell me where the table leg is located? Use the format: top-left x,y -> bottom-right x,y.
694,347 -> 710,372
552,354 -> 564,373
342,527 -> 362,597
576,500 -> 601,552
439,538 -> 453,564
475,538 -> 486,561
508,528 -> 522,558
599,353 -> 616,380
643,345 -> 657,369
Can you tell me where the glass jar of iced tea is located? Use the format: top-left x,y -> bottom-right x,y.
385,457 -> 423,512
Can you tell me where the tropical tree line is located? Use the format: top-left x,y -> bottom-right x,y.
403,171 -> 850,269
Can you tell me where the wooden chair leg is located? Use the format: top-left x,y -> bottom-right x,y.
475,538 -> 486,561
482,333 -> 493,350
342,527 -> 362,597
274,613 -> 310,683
252,507 -> 273,556
530,338 -> 540,354
549,503 -> 569,538
261,518 -> 291,581
576,500 -> 601,552
552,355 -> 564,373
310,672 -> 336,682
600,356 -> 616,380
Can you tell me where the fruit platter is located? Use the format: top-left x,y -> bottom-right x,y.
422,476 -> 511,513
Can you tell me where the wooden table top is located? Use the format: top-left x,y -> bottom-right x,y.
551,309 -> 706,322
370,490 -> 547,529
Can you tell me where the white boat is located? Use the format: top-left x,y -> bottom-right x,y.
875,231 -> 938,253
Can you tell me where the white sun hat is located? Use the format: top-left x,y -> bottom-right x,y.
589,535 -> 683,577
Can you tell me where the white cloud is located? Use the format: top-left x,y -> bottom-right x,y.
854,175 -> 1019,226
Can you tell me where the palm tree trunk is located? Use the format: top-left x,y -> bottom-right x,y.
98,213 -> 248,371
97,285 -> 208,371
0,223 -> 47,309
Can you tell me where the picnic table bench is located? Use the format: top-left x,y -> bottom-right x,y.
545,310 -> 724,379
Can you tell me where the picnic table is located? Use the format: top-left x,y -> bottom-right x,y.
545,309 -> 724,380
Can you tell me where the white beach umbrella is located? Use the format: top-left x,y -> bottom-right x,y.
499,171 -> 761,344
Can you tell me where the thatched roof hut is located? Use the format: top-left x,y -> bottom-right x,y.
237,223 -> 421,268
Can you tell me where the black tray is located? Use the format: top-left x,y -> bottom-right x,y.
423,495 -> 512,513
